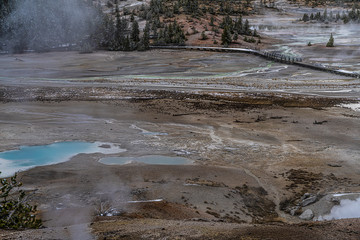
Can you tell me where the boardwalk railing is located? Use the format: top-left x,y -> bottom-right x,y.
150,45 -> 360,79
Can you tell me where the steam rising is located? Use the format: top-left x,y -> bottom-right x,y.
1,0 -> 102,53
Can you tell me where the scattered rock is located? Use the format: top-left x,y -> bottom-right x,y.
99,144 -> 111,149
255,115 -> 266,122
300,193 -> 317,207
313,120 -> 328,125
189,218 -> 208,222
206,210 -> 220,218
327,163 -> 342,168
185,178 -> 226,187
301,193 -> 311,200
330,197 -> 340,205
299,209 -> 314,220
289,206 -> 302,216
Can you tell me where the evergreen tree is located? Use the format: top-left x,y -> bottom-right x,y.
151,22 -> 158,38
234,16 -> 243,34
113,1 -> 125,50
221,26 -> 232,46
131,20 -> 140,43
141,22 -> 150,50
184,0 -> 199,15
243,19 -> 251,35
0,172 -> 42,229
124,35 -> 131,50
323,9 -> 328,21
210,16 -> 215,26
221,15 -> 233,31
326,33 -> 334,47
302,13 -> 310,22
233,32 -> 238,41
173,2 -> 180,14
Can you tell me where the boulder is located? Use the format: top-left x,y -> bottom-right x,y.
330,197 -> 340,205
289,206 -> 301,216
299,209 -> 314,220
301,195 -> 317,207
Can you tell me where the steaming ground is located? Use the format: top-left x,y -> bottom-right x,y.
1,0 -> 360,238
0,49 -> 359,238
0,87 -> 359,238
0,49 -> 360,239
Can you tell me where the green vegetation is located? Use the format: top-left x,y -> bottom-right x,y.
1,0 -> 259,52
107,0 -> 258,48
0,172 -> 42,229
301,7 -> 360,24
154,20 -> 186,45
326,33 -> 335,47
221,26 -> 232,46
201,31 -> 209,40
289,0 -> 360,8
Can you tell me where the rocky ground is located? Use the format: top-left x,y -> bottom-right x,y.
0,46 -> 359,239
1,0 -> 360,239
0,87 -> 359,239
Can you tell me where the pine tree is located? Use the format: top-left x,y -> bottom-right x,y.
221,15 -> 233,31
326,33 -> 334,47
113,1 -> 126,50
131,20 -> 140,43
244,19 -> 251,35
234,16 -> 243,34
173,2 -> 180,14
233,32 -> 238,41
141,22 -> 150,50
302,13 -> 310,22
310,13 -> 314,20
124,36 -> 131,50
0,172 -> 42,229
210,16 -> 215,26
221,26 -> 232,46
323,9 -> 328,21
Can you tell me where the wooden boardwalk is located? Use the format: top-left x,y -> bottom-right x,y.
151,46 -> 360,79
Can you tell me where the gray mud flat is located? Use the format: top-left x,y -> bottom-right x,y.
0,94 -> 359,239
0,49 -> 359,239
1,50 -> 359,99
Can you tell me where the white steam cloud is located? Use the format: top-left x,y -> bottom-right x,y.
1,0 -> 103,52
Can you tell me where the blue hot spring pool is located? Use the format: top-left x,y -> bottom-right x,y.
0,141 -> 125,177
99,155 -> 192,166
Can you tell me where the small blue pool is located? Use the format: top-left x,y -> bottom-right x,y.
0,141 -> 125,177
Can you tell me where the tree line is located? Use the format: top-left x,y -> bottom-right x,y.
301,6 -> 360,24
0,0 -> 259,53
289,0 -> 360,8
220,15 -> 259,46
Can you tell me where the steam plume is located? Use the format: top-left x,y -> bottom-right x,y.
0,0 -> 103,53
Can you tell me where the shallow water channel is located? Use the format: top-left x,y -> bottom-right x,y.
99,155 -> 192,165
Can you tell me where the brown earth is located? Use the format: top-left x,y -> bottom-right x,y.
0,87 -> 359,239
